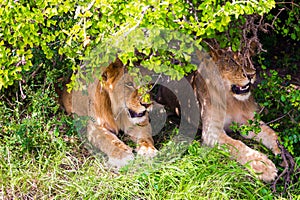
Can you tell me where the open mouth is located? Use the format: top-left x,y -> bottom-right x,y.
231,82 -> 251,94
128,109 -> 146,118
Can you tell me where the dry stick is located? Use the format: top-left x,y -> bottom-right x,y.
30,63 -> 43,79
263,109 -> 292,126
272,140 -> 299,194
276,1 -> 300,8
186,0 -> 199,22
271,8 -> 285,27
19,81 -> 26,99
272,141 -> 289,193
278,101 -> 297,124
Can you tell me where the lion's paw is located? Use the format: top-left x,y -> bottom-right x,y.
107,151 -> 134,169
246,151 -> 277,182
136,145 -> 158,158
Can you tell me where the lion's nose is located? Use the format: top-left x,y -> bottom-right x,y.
140,102 -> 152,109
243,73 -> 255,80
247,73 -> 255,80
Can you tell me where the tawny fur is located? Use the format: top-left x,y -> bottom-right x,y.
157,51 -> 280,182
60,59 -> 157,168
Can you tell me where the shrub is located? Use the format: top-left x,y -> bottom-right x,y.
0,0 -> 276,90
254,68 -> 300,159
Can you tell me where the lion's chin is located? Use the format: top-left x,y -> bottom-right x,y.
129,116 -> 148,125
128,109 -> 146,118
233,92 -> 251,101
127,109 -> 148,124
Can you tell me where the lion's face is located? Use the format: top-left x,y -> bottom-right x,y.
112,74 -> 151,125
218,56 -> 256,101
102,62 -> 151,126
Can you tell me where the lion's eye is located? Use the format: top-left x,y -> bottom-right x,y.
125,82 -> 134,87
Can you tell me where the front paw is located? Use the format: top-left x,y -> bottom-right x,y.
107,149 -> 134,169
245,151 -> 277,182
136,145 -> 158,158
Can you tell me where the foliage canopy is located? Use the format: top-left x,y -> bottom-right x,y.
0,0 -> 276,89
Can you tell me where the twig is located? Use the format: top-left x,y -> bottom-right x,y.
186,0 -> 199,22
3,96 -> 14,107
278,100 -> 297,123
272,140 -> 299,194
19,81 -> 26,99
84,0 -> 95,12
271,8 -> 285,27
147,73 -> 163,93
258,106 -> 265,115
114,5 -> 150,39
30,63 -> 43,79
276,1 -> 300,8
263,109 -> 292,125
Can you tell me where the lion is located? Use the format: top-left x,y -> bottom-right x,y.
60,58 -> 157,168
157,50 -> 281,182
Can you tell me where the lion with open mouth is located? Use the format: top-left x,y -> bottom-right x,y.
157,50 -> 281,182
60,58 -> 157,168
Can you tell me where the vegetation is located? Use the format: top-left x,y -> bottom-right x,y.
0,0 -> 299,199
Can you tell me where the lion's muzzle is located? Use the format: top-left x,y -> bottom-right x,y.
231,82 -> 251,95
128,109 -> 147,118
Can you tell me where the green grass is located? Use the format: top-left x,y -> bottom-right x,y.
1,138 -> 298,199
1,85 -> 299,199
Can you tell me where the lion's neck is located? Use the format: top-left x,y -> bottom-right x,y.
224,93 -> 258,129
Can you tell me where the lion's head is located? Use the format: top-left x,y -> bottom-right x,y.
213,52 -> 256,101
100,58 -> 152,126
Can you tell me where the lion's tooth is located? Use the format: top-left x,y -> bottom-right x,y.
241,85 -> 249,90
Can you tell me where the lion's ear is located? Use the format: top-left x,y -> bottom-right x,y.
102,58 -> 124,81
113,57 -> 123,68
102,71 -> 108,81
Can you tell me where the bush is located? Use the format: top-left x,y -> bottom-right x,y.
0,80 -> 76,156
0,0 -> 276,90
254,69 -> 300,159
